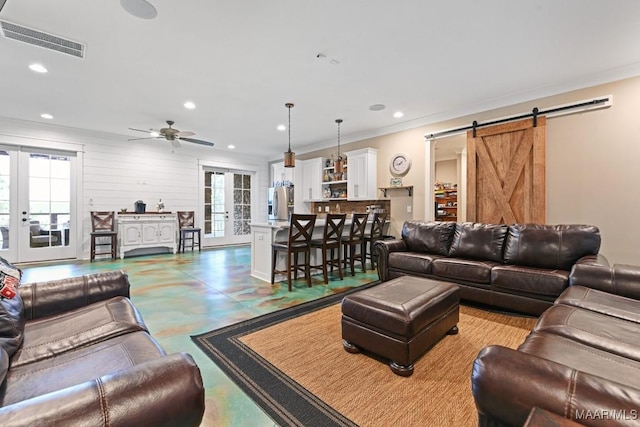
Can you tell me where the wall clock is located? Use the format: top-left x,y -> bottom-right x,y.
390,153 -> 411,176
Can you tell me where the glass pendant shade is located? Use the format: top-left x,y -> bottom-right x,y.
284,103 -> 295,168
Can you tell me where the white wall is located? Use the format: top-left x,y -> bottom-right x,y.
0,117 -> 269,260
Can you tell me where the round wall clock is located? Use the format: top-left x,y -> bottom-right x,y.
390,153 -> 411,176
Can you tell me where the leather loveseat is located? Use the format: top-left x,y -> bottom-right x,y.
0,267 -> 204,426
374,221 -> 606,315
471,263 -> 640,427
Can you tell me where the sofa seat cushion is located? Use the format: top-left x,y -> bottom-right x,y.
556,286 -> 640,324
517,332 -> 640,391
10,296 -> 148,368
1,331 -> 165,406
388,252 -> 443,275
533,304 -> 640,362
491,265 -> 568,297
431,258 -> 497,284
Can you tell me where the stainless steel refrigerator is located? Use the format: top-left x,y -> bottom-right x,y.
268,186 -> 294,220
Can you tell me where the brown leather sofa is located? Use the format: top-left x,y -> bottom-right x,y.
374,221 -> 606,315
0,270 -> 204,426
472,263 -> 640,427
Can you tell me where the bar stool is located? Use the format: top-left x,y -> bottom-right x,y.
364,212 -> 388,270
90,211 -> 118,261
341,212 -> 368,276
310,213 -> 346,284
177,211 -> 201,253
271,213 -> 317,291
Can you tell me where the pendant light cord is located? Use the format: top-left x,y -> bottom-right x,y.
286,103 -> 294,152
336,118 -> 342,159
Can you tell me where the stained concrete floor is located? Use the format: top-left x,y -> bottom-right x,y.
18,245 -> 379,426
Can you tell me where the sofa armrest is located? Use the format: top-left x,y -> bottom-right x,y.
574,253 -> 610,267
569,263 -> 640,300
472,345 -> 640,427
19,270 -> 131,320
0,352 -> 205,427
373,239 -> 407,281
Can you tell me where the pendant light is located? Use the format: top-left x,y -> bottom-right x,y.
283,103 -> 295,168
334,119 -> 344,173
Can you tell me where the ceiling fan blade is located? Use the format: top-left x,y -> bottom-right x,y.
176,131 -> 195,137
128,127 -> 153,133
127,136 -> 160,141
179,137 -> 214,147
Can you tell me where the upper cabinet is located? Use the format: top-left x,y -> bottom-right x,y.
271,161 -> 294,186
345,148 -> 377,200
300,158 -> 323,202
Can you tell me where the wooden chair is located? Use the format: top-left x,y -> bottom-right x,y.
271,214 -> 317,291
310,213 -> 346,284
364,212 -> 388,270
341,213 -> 368,276
90,211 -> 117,261
177,211 -> 201,253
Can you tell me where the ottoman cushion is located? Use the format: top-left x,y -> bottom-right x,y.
342,276 -> 459,337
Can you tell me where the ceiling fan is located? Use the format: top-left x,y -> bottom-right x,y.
128,120 -> 214,147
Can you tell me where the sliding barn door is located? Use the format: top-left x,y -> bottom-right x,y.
467,117 -> 546,224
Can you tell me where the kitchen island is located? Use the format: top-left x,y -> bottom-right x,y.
250,216 -> 371,283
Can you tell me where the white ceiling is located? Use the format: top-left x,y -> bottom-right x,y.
1,0 -> 640,160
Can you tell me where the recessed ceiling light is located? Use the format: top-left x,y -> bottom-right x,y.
120,0 -> 157,19
29,63 -> 48,73
369,104 -> 386,111
227,144 -> 235,150
40,113 -> 53,119
393,111 -> 404,118
184,101 -> 196,109
277,125 -> 286,131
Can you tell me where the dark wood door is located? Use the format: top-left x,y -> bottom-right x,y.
466,117 -> 546,224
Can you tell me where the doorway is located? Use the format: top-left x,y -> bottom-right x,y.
201,168 -> 254,247
0,147 -> 77,263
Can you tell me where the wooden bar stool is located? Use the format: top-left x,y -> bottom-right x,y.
177,211 -> 201,252
90,211 -> 117,261
364,212 -> 388,270
341,212 -> 368,276
310,213 -> 346,284
271,214 -> 316,291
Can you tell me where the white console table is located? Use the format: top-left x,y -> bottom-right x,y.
117,213 -> 177,259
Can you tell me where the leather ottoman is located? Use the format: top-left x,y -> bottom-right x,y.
341,276 -> 460,376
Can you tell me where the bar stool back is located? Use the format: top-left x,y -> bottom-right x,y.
90,211 -> 118,261
177,211 -> 201,252
271,214 -> 317,291
310,213 -> 346,284
364,212 -> 388,270
341,212 -> 368,276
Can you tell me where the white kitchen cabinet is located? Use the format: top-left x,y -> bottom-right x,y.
301,157 -> 323,202
117,213 -> 177,258
345,148 -> 377,200
271,161 -> 294,186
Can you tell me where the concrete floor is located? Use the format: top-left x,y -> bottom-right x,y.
18,245 -> 379,426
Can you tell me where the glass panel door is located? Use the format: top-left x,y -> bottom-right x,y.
18,151 -> 76,262
202,169 -> 252,246
0,151 -> 10,254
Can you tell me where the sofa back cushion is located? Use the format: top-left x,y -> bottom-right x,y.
503,224 -> 601,271
0,257 -> 24,357
449,222 -> 509,262
402,221 -> 455,256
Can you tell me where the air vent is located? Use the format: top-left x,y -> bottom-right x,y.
0,20 -> 85,58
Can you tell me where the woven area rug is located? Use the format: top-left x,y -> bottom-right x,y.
192,286 -> 537,427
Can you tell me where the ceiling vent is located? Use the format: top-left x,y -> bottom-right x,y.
0,20 -> 85,58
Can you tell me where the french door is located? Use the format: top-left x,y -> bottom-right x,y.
0,146 -> 77,263
202,168 -> 253,247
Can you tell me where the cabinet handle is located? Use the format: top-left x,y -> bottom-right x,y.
309,188 -> 312,199
354,184 -> 359,198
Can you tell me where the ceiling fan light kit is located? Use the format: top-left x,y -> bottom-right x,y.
283,103 -> 295,168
